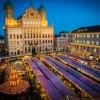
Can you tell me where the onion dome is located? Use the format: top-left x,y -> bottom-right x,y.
4,0 -> 13,9
38,4 -> 46,12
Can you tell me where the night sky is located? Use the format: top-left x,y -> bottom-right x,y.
0,0 -> 100,36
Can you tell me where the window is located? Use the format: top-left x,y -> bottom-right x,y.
20,35 -> 22,39
25,47 -> 27,53
37,34 -> 38,38
43,34 -> 44,38
96,41 -> 99,45
83,40 -> 85,44
84,34 -> 85,38
17,35 -> 19,39
13,34 -> 15,39
87,41 -> 90,44
87,34 -> 90,38
45,34 -> 47,38
31,33 -> 32,38
92,34 -> 94,38
10,34 -> 12,39
94,48 -> 97,52
77,35 -> 79,37
48,40 -> 50,43
77,40 -> 79,43
96,34 -> 99,38
92,41 -> 94,45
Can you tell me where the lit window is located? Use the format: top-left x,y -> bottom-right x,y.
84,34 -> 85,38
96,34 -> 99,38
92,41 -> 94,45
87,41 -> 90,44
77,35 -> 79,37
96,41 -> 99,45
87,34 -> 90,38
83,40 -> 85,44
77,40 -> 79,43
92,34 -> 94,38
94,48 -> 97,52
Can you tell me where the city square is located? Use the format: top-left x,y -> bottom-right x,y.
0,0 -> 100,100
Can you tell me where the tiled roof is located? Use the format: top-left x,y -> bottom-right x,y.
72,25 -> 100,33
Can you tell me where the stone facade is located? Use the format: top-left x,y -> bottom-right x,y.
4,1 -> 54,56
54,32 -> 69,51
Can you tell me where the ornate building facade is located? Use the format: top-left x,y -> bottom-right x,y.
54,32 -> 69,51
4,1 -> 54,56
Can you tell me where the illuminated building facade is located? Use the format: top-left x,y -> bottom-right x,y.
69,26 -> 100,57
54,32 -> 69,51
4,0 -> 54,56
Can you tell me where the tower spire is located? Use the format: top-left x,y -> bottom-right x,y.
4,0 -> 14,18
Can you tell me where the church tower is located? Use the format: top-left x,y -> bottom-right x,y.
38,4 -> 48,27
38,4 -> 46,20
4,0 -> 18,27
4,0 -> 14,18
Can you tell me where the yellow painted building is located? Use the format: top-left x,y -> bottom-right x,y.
4,1 -> 54,56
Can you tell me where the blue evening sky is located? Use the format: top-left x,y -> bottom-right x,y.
0,0 -> 100,35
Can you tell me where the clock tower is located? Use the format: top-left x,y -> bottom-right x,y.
4,0 -> 14,18
38,4 -> 48,27
4,0 -> 14,27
